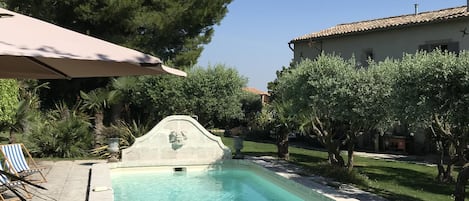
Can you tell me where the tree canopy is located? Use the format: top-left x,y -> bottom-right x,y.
0,79 -> 19,126
128,64 -> 247,128
5,0 -> 232,67
392,50 -> 469,182
4,0 -> 234,110
273,54 -> 393,169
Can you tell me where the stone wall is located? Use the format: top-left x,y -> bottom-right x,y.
119,115 -> 231,167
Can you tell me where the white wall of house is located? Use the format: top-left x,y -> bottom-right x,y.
293,19 -> 469,65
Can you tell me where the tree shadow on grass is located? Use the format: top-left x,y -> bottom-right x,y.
242,151 -> 277,157
364,185 -> 427,201
239,152 -> 326,164
289,152 -> 327,164
358,165 -> 457,200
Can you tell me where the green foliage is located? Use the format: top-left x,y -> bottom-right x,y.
129,64 -> 247,128
240,91 -> 262,125
184,65 -> 247,127
276,54 -> 393,130
391,50 -> 469,182
80,88 -> 118,113
91,120 -> 151,158
28,103 -> 92,158
5,0 -> 232,67
100,125 -> 127,139
130,74 -> 186,125
273,54 -> 394,168
104,120 -> 150,147
392,50 -> 469,128
304,161 -> 370,186
6,0 -> 233,116
0,79 -> 19,126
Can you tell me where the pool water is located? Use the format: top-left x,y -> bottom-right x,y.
112,168 -> 309,201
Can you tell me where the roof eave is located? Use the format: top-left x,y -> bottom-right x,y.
290,15 -> 469,44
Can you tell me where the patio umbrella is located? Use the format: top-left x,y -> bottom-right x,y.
0,7 -> 187,79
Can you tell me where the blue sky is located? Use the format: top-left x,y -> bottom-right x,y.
197,0 -> 467,91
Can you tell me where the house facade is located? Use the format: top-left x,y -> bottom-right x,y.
243,87 -> 270,104
290,6 -> 469,66
289,5 -> 469,154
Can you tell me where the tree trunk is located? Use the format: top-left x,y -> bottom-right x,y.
327,145 -> 344,167
436,163 -> 453,183
455,163 -> 469,201
9,129 -> 15,144
94,112 -> 105,148
347,139 -> 355,172
456,138 -> 468,165
334,149 -> 345,167
436,140 -> 446,182
277,130 -> 289,160
325,135 -> 344,167
444,163 -> 453,183
436,141 -> 454,183
110,103 -> 123,124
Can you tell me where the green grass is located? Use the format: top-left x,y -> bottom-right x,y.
220,136 -> 462,201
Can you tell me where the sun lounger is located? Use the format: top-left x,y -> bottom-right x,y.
0,144 -> 46,183
0,161 -> 30,201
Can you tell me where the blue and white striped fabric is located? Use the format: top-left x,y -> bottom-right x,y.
1,144 -> 29,173
0,162 -> 8,185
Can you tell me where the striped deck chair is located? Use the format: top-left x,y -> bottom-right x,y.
0,144 -> 46,183
0,161 -> 31,201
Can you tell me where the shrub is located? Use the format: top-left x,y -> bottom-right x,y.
28,103 -> 92,158
304,162 -> 370,187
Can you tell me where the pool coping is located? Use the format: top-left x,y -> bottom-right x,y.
246,156 -> 387,201
88,158 -> 387,201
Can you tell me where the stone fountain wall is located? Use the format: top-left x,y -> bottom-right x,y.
120,115 -> 231,167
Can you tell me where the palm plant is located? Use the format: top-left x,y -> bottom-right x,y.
80,88 -> 116,147
91,119 -> 151,158
8,100 -> 30,143
270,100 -> 295,160
108,77 -> 138,123
28,101 -> 92,158
7,80 -> 48,143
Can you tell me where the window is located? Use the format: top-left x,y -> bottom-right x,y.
361,49 -> 374,67
418,41 -> 459,53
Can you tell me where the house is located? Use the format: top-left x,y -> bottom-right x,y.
288,5 -> 469,154
289,5 -> 469,66
243,87 -> 270,104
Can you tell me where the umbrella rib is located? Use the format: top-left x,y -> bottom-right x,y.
26,57 -> 71,79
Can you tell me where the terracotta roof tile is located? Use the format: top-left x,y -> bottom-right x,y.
291,6 -> 469,42
243,87 -> 269,95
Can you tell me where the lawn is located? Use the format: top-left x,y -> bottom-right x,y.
220,136 -> 463,201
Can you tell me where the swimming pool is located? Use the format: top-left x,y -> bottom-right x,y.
112,168 -> 302,201
110,161 -> 333,201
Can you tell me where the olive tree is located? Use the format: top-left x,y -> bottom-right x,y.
342,60 -> 394,171
183,65 -> 247,127
274,54 -> 393,171
129,64 -> 247,128
275,55 -> 354,166
392,50 -> 469,183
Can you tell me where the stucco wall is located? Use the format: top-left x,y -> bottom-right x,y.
293,19 -> 469,64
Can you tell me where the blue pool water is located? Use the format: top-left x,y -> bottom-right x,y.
112,168 -> 314,201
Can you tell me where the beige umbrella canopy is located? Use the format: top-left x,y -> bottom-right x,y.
0,7 -> 186,79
